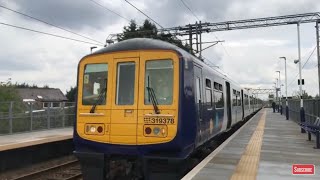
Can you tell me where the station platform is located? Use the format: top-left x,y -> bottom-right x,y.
0,127 -> 73,152
183,108 -> 320,180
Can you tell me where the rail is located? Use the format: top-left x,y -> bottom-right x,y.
11,159 -> 81,180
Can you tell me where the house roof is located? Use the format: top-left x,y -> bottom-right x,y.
16,88 -> 67,102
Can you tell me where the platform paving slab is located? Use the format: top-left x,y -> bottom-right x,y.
0,127 -> 72,151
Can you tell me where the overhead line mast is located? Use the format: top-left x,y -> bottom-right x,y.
108,12 -> 320,95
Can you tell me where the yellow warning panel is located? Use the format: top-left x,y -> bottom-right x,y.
230,109 -> 266,180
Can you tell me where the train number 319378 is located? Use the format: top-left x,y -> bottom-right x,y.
144,117 -> 175,124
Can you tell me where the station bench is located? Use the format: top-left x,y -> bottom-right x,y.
299,118 -> 320,149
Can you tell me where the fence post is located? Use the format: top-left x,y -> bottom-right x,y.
9,101 -> 13,134
62,102 -> 65,127
30,103 -> 33,131
286,101 -> 289,120
313,100 -> 316,123
47,103 -> 51,129
300,106 -> 306,133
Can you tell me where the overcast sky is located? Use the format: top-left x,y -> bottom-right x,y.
0,0 -> 320,99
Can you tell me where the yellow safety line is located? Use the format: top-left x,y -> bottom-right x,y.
230,109 -> 266,180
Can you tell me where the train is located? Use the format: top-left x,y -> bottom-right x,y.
73,38 -> 263,179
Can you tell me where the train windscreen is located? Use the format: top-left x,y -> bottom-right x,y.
144,60 -> 173,105
82,63 -> 108,105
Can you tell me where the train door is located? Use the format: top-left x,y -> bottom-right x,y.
225,82 -> 232,129
194,65 -> 204,143
110,57 -> 139,145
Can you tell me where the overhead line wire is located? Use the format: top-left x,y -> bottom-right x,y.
0,22 -> 103,46
124,0 -> 164,28
177,0 -> 231,57
0,4 -> 104,45
88,0 -> 130,22
287,46 -> 316,87
179,0 -> 200,21
302,46 -> 317,69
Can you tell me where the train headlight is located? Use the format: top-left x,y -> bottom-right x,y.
90,126 -> 96,133
153,127 -> 160,135
85,124 -> 105,135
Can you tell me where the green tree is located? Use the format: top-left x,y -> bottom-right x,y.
117,19 -> 192,54
0,86 -> 25,113
0,86 -> 20,102
12,82 -> 40,88
293,90 -> 313,99
117,20 -> 140,41
66,86 -> 77,102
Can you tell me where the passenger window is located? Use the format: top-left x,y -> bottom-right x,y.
205,79 -> 213,107
196,77 -> 201,103
214,91 -> 224,108
205,79 -> 211,88
232,96 -> 237,106
205,89 -> 212,106
214,82 -> 219,90
116,62 -> 135,105
245,95 -> 249,105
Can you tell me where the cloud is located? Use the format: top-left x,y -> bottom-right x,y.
0,0 -> 320,98
2,0 -> 125,31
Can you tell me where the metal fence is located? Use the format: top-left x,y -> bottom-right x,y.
0,101 -> 75,135
282,99 -> 320,124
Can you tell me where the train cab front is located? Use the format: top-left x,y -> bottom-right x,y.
73,50 -> 181,179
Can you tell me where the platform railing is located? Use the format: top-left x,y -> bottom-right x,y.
282,99 -> 320,125
0,101 -> 75,135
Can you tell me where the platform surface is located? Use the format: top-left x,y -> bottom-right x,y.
0,128 -> 73,151
183,108 -> 320,180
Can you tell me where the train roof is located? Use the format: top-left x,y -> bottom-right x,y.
92,38 -> 184,55
89,38 -> 242,88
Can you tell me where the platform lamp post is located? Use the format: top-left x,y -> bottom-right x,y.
276,71 -> 281,113
273,82 -> 277,109
280,57 -> 289,120
275,78 -> 279,112
296,22 -> 305,133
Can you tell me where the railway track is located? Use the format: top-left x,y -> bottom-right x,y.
12,159 -> 82,180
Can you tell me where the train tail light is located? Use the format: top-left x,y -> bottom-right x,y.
145,127 -> 152,134
97,126 -> 103,133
